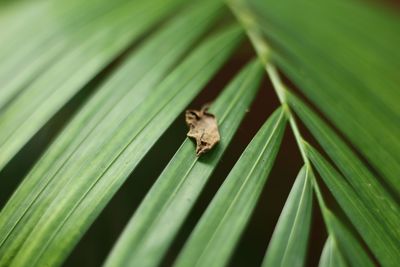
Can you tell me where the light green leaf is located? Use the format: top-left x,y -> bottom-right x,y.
0,10 -> 240,267
262,165 -> 312,267
305,144 -> 400,267
239,0 -> 400,194
0,0 -> 186,170
174,108 -> 287,267
287,92 -> 400,239
0,0 -> 129,110
105,59 -> 263,267
0,3 -> 223,260
319,237 -> 348,267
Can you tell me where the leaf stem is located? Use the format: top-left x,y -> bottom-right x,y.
227,0 -> 329,209
227,0 -> 307,163
265,65 -> 310,164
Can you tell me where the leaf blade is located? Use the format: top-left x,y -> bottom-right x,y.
262,165 -> 313,267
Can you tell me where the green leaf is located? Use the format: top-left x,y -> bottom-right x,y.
0,0 -> 186,170
287,92 -> 400,240
262,165 -> 313,267
311,170 -> 375,267
0,2 -> 223,260
0,0 -> 128,110
239,0 -> 400,194
0,9 -> 240,267
105,59 -> 263,267
319,237 -> 348,267
2,0 -> 399,266
174,108 -> 287,267
305,144 -> 400,267
323,210 -> 375,267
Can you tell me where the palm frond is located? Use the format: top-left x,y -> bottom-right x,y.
104,60 -> 263,267
0,0 -> 399,266
0,3 -> 222,260
0,0 -> 186,169
0,6 -> 242,265
233,0 -> 400,193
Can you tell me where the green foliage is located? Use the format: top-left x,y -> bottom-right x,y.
0,0 -> 186,170
0,2 -> 243,265
0,0 -> 399,266
305,145 -> 399,266
105,60 -> 263,267
322,210 -> 375,267
239,0 -> 400,193
262,165 -> 313,267
287,92 -> 400,229
174,108 -> 286,267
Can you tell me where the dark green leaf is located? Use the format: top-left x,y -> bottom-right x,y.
262,165 -> 313,267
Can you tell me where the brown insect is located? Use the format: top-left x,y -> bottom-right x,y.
185,105 -> 220,156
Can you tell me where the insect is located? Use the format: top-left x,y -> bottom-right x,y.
185,105 -> 220,156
